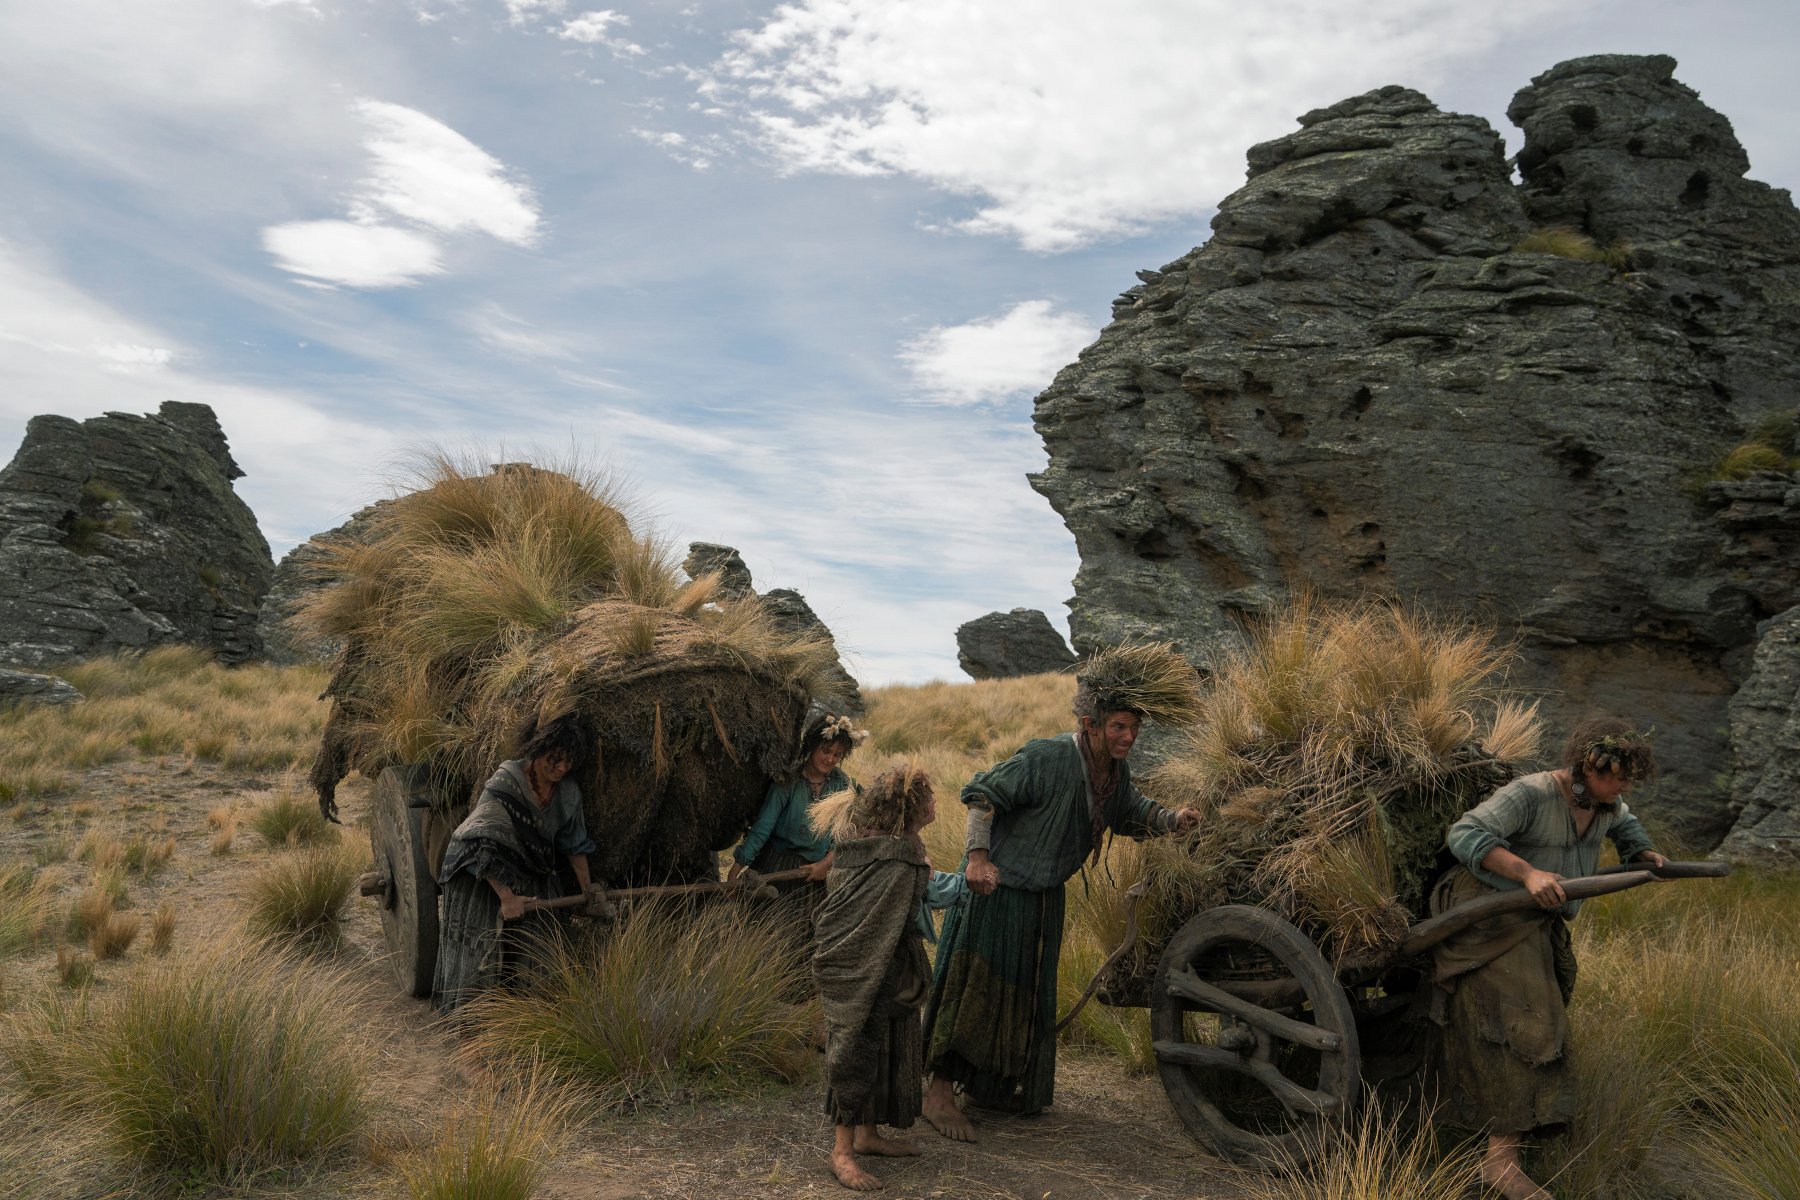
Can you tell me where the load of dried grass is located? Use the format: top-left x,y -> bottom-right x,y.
1124,598 -> 1541,978
299,456 -> 841,883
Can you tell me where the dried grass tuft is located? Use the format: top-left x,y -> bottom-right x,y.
1076,641 -> 1204,729
1137,597 -> 1536,963
302,454 -> 841,880
88,911 -> 140,960
400,1062 -> 580,1200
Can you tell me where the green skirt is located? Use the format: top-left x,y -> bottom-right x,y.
921,882 -> 1064,1112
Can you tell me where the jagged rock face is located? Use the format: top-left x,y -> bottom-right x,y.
680,543 -> 866,715
1031,56 -> 1800,847
1719,605 -> 1800,863
257,504 -> 386,666
956,608 -> 1077,680
0,402 -> 273,665
682,542 -> 755,600
0,669 -> 82,707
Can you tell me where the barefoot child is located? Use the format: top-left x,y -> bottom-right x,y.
811,764 -> 964,1191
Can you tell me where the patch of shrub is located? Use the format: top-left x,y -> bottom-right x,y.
246,844 -> 360,946
0,940 -> 367,1185
1514,225 -> 1631,269
461,902 -> 808,1105
250,789 -> 336,849
400,1064 -> 578,1200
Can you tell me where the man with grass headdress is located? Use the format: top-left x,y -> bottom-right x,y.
920,644 -> 1203,1141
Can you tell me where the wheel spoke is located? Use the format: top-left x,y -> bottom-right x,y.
1165,967 -> 1342,1051
1152,1040 -> 1342,1115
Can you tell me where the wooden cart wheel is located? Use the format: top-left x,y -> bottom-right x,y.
1150,904 -> 1360,1164
368,766 -> 440,998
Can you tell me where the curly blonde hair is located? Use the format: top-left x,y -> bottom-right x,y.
811,763 -> 933,841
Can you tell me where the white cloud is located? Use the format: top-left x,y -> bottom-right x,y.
559,9 -> 628,44
350,101 -> 541,245
504,0 -> 566,26
464,304 -> 581,361
705,0 -> 1595,251
262,101 -> 539,287
95,343 -> 175,371
899,300 -> 1096,405
262,220 -> 445,288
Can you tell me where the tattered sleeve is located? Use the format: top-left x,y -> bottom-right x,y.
1446,779 -> 1531,871
1607,803 -> 1655,863
554,788 -> 597,858
1110,780 -> 1177,839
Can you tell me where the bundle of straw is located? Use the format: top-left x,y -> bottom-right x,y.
297,456 -> 841,883
1132,597 -> 1540,969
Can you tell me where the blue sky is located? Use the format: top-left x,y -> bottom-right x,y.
1,0 -> 1795,683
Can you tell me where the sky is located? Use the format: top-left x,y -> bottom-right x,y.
1,0 -> 1796,685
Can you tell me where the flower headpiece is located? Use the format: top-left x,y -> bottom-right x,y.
817,713 -> 870,747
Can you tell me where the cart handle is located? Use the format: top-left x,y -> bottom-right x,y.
1595,859 -> 1731,879
1399,860 -> 1730,959
520,867 -> 816,916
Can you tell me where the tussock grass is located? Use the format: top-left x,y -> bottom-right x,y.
0,939 -> 367,1185
148,901 -> 176,955
1706,413 -> 1797,484
250,787 -> 336,849
87,911 -> 140,961
1514,225 -> 1632,269
0,1087 -> 133,1200
68,878 -> 119,941
208,803 -> 239,855
55,945 -> 93,989
460,901 -> 809,1106
399,1064 -> 579,1200
1138,597 -> 1535,962
245,843 -> 361,945
0,862 -> 58,955
1236,1101 -> 1484,1199
0,646 -> 327,798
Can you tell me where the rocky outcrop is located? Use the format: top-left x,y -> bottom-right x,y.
1031,56 -> 1800,846
956,608 -> 1077,679
1718,606 -> 1800,863
256,504 -> 385,666
682,543 -> 755,600
682,543 -> 865,715
0,668 -> 82,707
0,402 -> 273,665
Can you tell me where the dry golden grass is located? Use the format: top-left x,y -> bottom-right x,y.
250,786 -> 337,849
1236,1100 -> 1483,1200
0,938 -> 369,1187
460,902 -> 810,1107
148,901 -> 176,955
299,454 -> 838,789
55,944 -> 93,989
399,1063 -> 580,1200
245,843 -> 362,946
87,910 -> 140,960
1139,597 -> 1536,961
0,863 -> 59,956
1515,225 -> 1632,269
0,646 -> 327,798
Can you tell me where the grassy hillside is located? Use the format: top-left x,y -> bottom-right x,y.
0,653 -> 1791,1198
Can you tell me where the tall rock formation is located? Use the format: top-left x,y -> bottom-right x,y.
0,402 -> 273,665
256,503 -> 386,666
1031,56 -> 1800,846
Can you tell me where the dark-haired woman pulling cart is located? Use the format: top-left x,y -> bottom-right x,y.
431,712 -> 600,1013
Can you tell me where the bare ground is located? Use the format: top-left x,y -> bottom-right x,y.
0,761 -> 1256,1200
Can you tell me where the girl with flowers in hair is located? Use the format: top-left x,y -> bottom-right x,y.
1433,716 -> 1668,1200
728,709 -> 868,977
811,764 -> 964,1191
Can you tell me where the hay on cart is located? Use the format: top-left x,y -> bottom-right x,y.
297,456 -> 841,883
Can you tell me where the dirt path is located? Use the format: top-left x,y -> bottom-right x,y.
1,762 -> 1256,1200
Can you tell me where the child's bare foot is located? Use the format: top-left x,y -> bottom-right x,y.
830,1149 -> 884,1191
854,1130 -> 920,1157
922,1094 -> 976,1142
1480,1159 -> 1551,1200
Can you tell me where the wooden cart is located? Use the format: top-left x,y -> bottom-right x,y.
1123,861 -> 1728,1163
